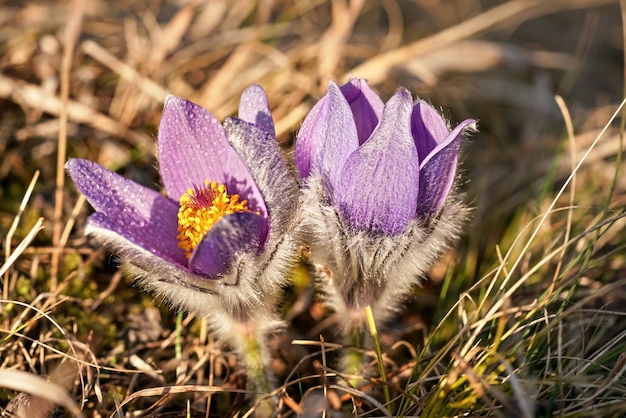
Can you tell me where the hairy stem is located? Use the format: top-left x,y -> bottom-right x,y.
210,311 -> 278,417
241,331 -> 273,417
343,327 -> 367,387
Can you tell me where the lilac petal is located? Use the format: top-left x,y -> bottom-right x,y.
411,101 -> 451,161
337,88 -> 420,235
87,212 -> 186,268
418,118 -> 475,216
238,84 -> 276,139
66,158 -> 187,265
340,78 -> 384,144
224,118 -> 297,235
293,97 -> 321,179
189,212 -> 268,278
295,81 -> 359,191
85,216 -> 207,290
157,95 -> 256,202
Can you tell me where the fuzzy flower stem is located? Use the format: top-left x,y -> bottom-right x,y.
344,327 -> 367,388
213,312 -> 278,417
175,310 -> 183,378
241,331 -> 274,417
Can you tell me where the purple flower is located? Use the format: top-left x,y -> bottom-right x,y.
296,78 -> 475,328
67,85 -> 298,321
296,78 -> 475,235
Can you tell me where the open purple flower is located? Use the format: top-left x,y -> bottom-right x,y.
296,78 -> 475,331
67,85 -> 298,323
68,86 -> 300,407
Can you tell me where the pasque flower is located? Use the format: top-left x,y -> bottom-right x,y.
67,86 -> 299,406
296,78 -> 476,332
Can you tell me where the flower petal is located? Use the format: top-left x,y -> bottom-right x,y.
189,212 -> 268,278
340,78 -> 384,144
337,88 -> 420,235
295,81 -> 359,191
224,118 -> 297,237
411,101 -> 451,161
66,158 -> 187,265
84,221 -> 221,296
157,95 -> 254,201
87,212 -> 186,268
237,84 -> 276,139
417,118 -> 475,216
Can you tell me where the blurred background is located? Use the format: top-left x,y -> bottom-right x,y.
1,0 -> 625,416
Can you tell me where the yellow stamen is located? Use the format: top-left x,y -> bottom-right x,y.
177,179 -> 250,258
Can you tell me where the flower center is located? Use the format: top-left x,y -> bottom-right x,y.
177,180 -> 251,259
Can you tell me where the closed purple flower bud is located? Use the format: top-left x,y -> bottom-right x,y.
296,78 -> 476,328
67,86 -> 299,326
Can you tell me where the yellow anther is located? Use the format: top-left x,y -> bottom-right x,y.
176,179 -> 250,258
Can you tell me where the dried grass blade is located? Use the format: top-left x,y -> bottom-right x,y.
0,75 -> 152,149
349,0 -> 613,85
51,0 -> 86,289
81,40 -> 167,103
3,170 -> 39,300
0,369 -> 85,418
0,218 -> 44,278
113,385 -> 250,418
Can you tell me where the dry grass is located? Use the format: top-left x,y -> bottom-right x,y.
1,0 -> 626,416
